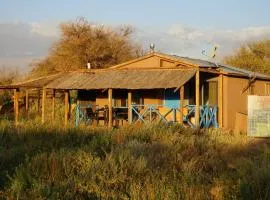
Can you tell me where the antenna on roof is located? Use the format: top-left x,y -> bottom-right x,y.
202,42 -> 220,68
150,43 -> 155,53
202,42 -> 219,59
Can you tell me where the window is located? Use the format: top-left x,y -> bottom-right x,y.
265,83 -> 270,96
113,98 -> 127,107
132,92 -> 143,105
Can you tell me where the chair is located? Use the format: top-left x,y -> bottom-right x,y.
85,107 -> 98,124
95,106 -> 109,125
113,107 -> 128,126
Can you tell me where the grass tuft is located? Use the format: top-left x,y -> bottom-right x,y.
0,121 -> 269,199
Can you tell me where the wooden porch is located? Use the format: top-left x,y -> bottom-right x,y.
71,71 -> 222,128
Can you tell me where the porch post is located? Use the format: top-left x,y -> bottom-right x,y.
179,85 -> 184,125
195,70 -> 200,127
52,89 -> 55,120
64,90 -> 69,126
108,88 -> 113,129
128,91 -> 132,124
218,74 -> 223,128
14,89 -> 19,126
37,89 -> 41,113
25,89 -> 29,117
41,88 -> 46,124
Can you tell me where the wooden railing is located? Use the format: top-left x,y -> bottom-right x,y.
75,104 -> 218,128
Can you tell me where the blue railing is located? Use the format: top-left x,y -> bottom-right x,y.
131,104 -> 218,128
75,104 -> 94,126
75,104 -> 218,128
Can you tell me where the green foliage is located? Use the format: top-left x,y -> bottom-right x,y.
224,40 -> 270,74
30,18 -> 144,77
0,122 -> 270,199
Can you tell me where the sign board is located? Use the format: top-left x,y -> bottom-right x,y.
248,96 -> 270,137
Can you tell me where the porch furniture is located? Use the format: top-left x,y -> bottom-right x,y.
75,105 -> 97,126
113,107 -> 128,126
95,106 -> 109,125
85,107 -> 98,123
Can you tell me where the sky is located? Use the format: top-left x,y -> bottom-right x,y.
0,0 -> 270,71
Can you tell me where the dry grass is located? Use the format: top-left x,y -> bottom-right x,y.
0,121 -> 269,199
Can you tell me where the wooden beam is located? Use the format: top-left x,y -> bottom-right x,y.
195,70 -> 200,127
102,88 -> 108,93
14,89 -> 19,126
128,91 -> 132,124
179,86 -> 184,125
201,83 -> 204,105
108,88 -> 113,129
218,74 -> 223,128
199,68 -> 221,74
158,57 -> 162,67
41,88 -> 46,124
64,90 -> 69,126
37,90 -> 41,112
25,90 -> 29,117
52,89 -> 56,120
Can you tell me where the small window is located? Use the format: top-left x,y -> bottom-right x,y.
265,83 -> 270,96
132,92 -> 143,105
113,98 -> 127,107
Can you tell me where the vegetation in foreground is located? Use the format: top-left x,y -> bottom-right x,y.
0,121 -> 269,200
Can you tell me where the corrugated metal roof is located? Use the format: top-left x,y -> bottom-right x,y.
218,64 -> 270,79
0,73 -> 65,89
45,69 -> 197,90
167,53 -> 270,80
169,55 -> 217,67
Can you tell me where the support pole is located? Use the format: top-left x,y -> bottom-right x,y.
37,90 -> 41,113
52,89 -> 55,120
218,74 -> 223,128
64,90 -> 69,126
128,91 -> 132,124
179,85 -> 184,125
25,90 -> 29,117
14,89 -> 19,126
108,88 -> 113,129
195,70 -> 200,127
41,88 -> 46,124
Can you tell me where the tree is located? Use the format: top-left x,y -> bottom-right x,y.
0,67 -> 20,105
224,40 -> 270,74
30,18 -> 143,77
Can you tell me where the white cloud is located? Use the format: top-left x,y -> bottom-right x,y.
30,21 -> 59,37
168,24 -> 203,40
1,21 -> 270,72
135,24 -> 270,60
0,21 -> 58,70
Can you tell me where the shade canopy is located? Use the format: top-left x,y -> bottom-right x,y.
0,73 -> 64,89
44,69 -> 197,90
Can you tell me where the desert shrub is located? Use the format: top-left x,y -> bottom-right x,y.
0,122 -> 269,199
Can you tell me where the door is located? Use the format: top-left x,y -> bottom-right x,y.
164,89 -> 180,108
208,81 -> 218,106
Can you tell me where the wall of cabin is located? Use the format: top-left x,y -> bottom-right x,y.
120,56 -> 161,69
116,55 -> 188,69
223,76 -> 270,132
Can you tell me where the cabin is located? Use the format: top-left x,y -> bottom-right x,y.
1,52 -> 270,132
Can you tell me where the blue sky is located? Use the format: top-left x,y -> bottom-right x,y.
0,0 -> 270,70
1,0 -> 270,28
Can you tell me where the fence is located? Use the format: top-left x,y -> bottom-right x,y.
75,104 -> 218,128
